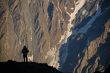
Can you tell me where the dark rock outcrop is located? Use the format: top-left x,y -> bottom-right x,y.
0,60 -> 62,73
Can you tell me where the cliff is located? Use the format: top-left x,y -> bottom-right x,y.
0,0 -> 110,73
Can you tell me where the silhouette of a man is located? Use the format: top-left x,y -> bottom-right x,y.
22,46 -> 29,62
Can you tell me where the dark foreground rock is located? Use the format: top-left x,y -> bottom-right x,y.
0,60 -> 62,73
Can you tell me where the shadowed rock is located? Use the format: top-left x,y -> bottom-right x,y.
0,60 -> 62,73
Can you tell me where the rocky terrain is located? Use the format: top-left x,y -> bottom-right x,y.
0,60 -> 62,73
0,0 -> 110,73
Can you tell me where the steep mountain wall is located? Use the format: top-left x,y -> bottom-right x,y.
0,0 -> 110,73
0,0 -> 64,62
0,0 -> 75,63
59,0 -> 110,73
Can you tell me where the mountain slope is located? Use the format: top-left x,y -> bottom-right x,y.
0,0 -> 110,73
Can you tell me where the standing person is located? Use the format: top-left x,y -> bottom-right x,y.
22,46 -> 29,62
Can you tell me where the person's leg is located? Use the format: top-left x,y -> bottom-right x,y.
26,56 -> 28,62
23,55 -> 26,62
23,56 -> 25,62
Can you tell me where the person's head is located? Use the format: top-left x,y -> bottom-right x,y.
23,46 -> 26,48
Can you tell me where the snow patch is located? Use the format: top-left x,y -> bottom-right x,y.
71,8 -> 74,10
82,9 -> 87,15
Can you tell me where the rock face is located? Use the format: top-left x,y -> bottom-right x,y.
0,0 -> 110,73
